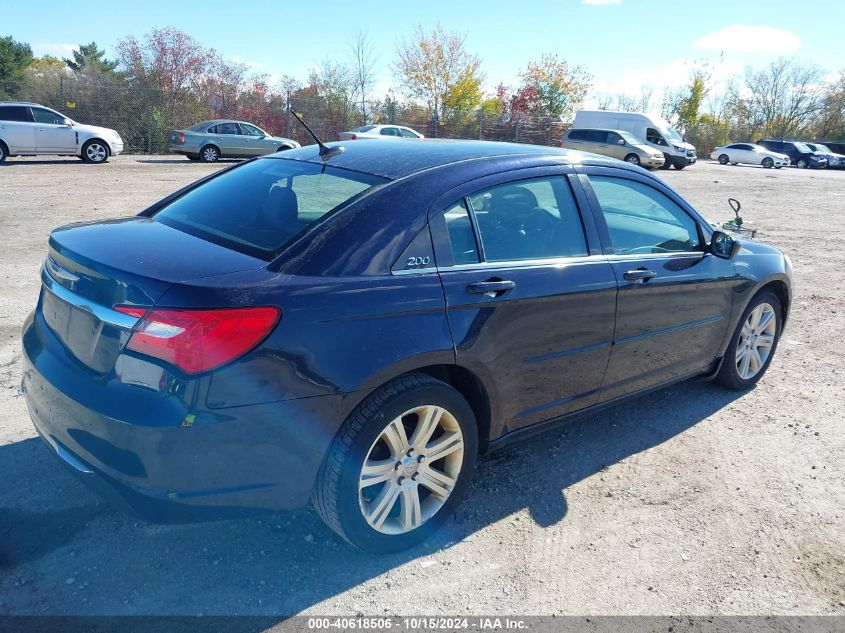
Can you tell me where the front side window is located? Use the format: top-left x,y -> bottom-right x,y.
239,123 -> 264,137
646,128 -> 667,146
567,129 -> 588,141
588,176 -> 701,255
466,177 -> 588,262
398,128 -> 419,138
154,159 -> 387,259
0,105 -> 34,122
31,108 -> 66,125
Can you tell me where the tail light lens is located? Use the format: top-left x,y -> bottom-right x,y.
350,134 -> 357,140
115,306 -> 280,374
177,133 -> 185,143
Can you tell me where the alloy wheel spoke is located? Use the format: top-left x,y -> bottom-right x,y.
756,333 -> 775,349
366,481 -> 401,530
755,310 -> 774,334
360,458 -> 396,489
417,467 -> 457,499
738,349 -> 752,378
750,349 -> 763,373
381,418 -> 410,458
424,430 -> 464,462
411,406 -> 443,450
399,485 -> 423,531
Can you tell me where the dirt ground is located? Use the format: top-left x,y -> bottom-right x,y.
0,155 -> 843,617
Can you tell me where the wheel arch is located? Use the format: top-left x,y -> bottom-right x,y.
0,138 -> 9,156
82,137 -> 112,156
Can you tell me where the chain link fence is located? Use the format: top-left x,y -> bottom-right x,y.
3,76 -> 571,153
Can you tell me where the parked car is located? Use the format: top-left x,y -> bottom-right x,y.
820,141 -> 845,156
168,119 -> 300,162
23,139 -> 791,552
572,110 -> 696,169
710,143 -> 790,169
0,101 -> 123,163
337,124 -> 424,140
804,143 -> 845,169
561,128 -> 665,169
756,139 -> 827,169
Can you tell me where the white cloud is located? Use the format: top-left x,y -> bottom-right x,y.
582,0 -> 621,4
694,25 -> 800,53
31,42 -> 77,59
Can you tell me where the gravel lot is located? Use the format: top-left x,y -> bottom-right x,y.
0,155 -> 843,617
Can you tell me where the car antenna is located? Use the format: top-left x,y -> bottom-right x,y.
288,108 -> 344,160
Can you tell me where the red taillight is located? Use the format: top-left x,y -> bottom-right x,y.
115,306 -> 280,374
350,134 -> 357,140
177,133 -> 185,143
336,133 -> 340,141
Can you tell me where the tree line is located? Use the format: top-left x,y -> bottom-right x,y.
1,27 -> 843,153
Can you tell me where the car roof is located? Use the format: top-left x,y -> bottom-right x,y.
0,101 -> 42,107
267,138 -> 632,180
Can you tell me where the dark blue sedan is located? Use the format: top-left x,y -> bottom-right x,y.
22,140 -> 792,552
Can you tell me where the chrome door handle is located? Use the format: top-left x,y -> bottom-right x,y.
466,279 -> 515,297
623,269 -> 657,283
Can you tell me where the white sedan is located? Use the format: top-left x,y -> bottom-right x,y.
710,143 -> 789,169
337,124 -> 424,141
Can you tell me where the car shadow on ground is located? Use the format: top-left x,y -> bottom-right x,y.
0,379 -> 744,616
0,159 -> 87,166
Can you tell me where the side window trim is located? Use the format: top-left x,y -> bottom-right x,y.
578,168 -> 707,255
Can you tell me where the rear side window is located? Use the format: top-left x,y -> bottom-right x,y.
0,105 -> 34,122
217,122 -> 240,135
442,201 -> 480,265
467,177 -> 588,262
153,159 -> 387,259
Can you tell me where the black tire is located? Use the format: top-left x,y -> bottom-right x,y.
716,290 -> 783,390
775,165 -> 782,169
81,139 -> 109,164
762,157 -> 774,168
659,154 -> 672,169
0,141 -> 7,163
675,163 -> 686,170
199,145 -> 220,163
718,154 -> 730,165
624,153 -> 640,166
186,155 -> 200,161
796,158 -> 808,169
313,373 -> 478,553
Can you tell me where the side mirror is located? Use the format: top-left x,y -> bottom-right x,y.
63,118 -> 73,127
709,230 -> 739,259
617,139 -> 625,145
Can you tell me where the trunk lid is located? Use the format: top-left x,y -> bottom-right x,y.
41,217 -> 266,373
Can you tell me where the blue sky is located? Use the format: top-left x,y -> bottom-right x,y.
5,0 -> 844,100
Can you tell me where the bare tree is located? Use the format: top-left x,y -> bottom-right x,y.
743,57 -> 824,138
349,30 -> 378,122
639,85 -> 654,113
614,92 -> 637,112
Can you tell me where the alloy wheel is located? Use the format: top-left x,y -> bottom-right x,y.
202,146 -> 219,162
359,404 -> 464,535
735,302 -> 777,380
86,143 -> 107,163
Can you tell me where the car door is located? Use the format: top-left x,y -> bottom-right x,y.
379,127 -> 401,138
579,168 -> 738,402
214,122 -> 243,156
0,104 -> 36,152
31,107 -> 77,153
605,131 -> 626,160
430,168 -> 618,433
238,123 -> 271,156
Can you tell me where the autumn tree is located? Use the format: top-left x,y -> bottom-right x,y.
518,53 -> 591,120
0,35 -> 33,98
63,42 -> 118,73
394,23 -> 483,134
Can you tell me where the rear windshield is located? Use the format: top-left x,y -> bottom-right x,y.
354,125 -> 376,132
153,158 -> 387,259
188,121 -> 214,131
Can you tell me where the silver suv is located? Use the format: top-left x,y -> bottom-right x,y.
0,102 -> 123,164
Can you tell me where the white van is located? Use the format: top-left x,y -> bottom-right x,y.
571,110 -> 696,170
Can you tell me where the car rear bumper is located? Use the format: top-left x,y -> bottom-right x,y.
21,308 -> 349,521
167,144 -> 199,156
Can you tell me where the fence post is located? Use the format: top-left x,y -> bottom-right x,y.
285,91 -> 291,137
478,108 -> 484,140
